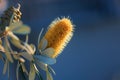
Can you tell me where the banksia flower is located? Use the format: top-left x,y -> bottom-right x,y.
0,2 -> 75,80
0,4 -> 22,36
39,18 -> 74,58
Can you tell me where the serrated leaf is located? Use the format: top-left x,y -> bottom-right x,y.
19,52 -> 34,61
34,55 -> 56,65
42,48 -> 54,58
38,38 -> 48,51
29,63 -> 36,80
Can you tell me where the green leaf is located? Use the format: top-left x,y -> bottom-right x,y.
9,21 -> 31,35
34,55 -> 56,65
16,62 -> 20,80
8,61 -> 10,79
0,53 -> 2,59
29,63 -> 36,80
12,24 -> 31,35
35,58 -> 47,71
38,38 -> 48,51
46,69 -> 53,80
9,21 -> 23,31
19,65 -> 28,80
23,43 -> 35,55
42,48 -> 54,58
21,63 -> 28,75
33,63 -> 43,80
47,66 -> 56,75
36,71 -> 43,80
38,28 -> 44,48
8,32 -> 25,49
4,38 -> 13,63
3,59 -> 8,74
0,44 -> 5,52
19,52 -> 34,61
30,44 -> 36,54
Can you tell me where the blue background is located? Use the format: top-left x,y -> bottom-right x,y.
1,0 -> 120,80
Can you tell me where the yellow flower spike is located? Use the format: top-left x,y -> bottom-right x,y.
44,17 -> 74,58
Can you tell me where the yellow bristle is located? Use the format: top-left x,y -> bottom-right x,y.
44,18 -> 74,58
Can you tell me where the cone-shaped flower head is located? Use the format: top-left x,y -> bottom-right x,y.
41,18 -> 74,58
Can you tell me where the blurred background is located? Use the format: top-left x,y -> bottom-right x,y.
0,0 -> 120,80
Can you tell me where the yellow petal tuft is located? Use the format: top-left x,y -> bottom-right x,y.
44,18 -> 74,58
